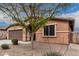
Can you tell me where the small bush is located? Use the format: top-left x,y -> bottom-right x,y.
44,52 -> 62,56
11,39 -> 18,45
1,44 -> 9,49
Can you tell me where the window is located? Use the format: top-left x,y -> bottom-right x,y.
44,25 -> 56,37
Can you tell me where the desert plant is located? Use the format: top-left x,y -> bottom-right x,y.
1,44 -> 10,49
44,52 -> 62,56
11,39 -> 18,45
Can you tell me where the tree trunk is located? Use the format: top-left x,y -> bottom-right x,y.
30,32 -> 35,49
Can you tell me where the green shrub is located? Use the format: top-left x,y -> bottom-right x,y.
1,44 -> 9,49
11,39 -> 18,45
44,52 -> 62,56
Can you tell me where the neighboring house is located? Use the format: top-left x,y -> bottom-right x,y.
7,18 -> 74,44
0,27 -> 7,39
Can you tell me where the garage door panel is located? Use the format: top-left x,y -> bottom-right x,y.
9,29 -> 23,41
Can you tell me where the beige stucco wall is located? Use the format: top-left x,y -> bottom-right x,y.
36,20 -> 70,44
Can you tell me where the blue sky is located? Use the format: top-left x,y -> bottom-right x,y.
42,3 -> 79,14
60,4 -> 79,14
0,3 -> 79,31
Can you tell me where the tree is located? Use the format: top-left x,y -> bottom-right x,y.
21,3 -> 70,49
0,3 -> 70,50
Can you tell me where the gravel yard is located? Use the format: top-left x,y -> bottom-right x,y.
0,42 -> 68,56
0,41 -> 78,56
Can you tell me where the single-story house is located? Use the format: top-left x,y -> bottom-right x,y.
7,18 -> 75,44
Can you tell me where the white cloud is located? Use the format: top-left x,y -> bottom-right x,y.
0,11 -> 13,25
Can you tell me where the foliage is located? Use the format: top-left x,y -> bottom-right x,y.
11,39 -> 18,45
1,44 -> 10,49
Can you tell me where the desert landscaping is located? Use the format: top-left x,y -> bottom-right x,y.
0,41 -> 78,56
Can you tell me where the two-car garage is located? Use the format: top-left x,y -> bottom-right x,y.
7,26 -> 24,41
9,29 -> 23,41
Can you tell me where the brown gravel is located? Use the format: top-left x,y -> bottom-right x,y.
0,42 -> 79,56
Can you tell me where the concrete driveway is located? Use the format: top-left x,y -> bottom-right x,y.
0,40 -> 31,45
65,43 -> 79,56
